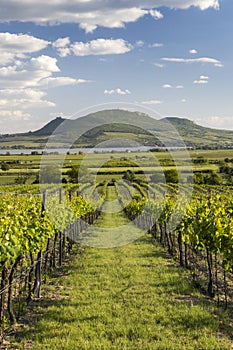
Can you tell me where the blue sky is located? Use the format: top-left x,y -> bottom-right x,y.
0,0 -> 232,133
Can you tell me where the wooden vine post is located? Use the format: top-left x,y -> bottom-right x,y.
34,190 -> 46,298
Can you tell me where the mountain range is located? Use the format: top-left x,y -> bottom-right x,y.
1,109 -> 233,149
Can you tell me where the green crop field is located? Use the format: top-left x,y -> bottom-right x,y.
0,148 -> 231,185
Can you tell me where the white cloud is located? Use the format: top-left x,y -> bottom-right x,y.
193,79 -> 208,84
30,55 -> 60,74
200,75 -> 209,80
153,63 -> 164,68
181,99 -> 187,103
0,55 -> 89,89
104,88 -> 131,95
53,37 -> 70,48
0,32 -> 49,52
193,75 -> 209,84
53,37 -> 71,57
162,83 -> 184,89
56,47 -> 71,58
0,54 -> 90,113
0,55 -> 60,89
214,63 -> 224,67
149,43 -> 164,48
149,9 -> 164,20
141,100 -> 162,105
196,115 -> 233,130
0,1 -> 219,32
79,23 -> 98,34
0,32 -> 49,65
189,49 -> 197,54
0,109 -> 37,133
41,77 -> 89,88
135,40 -> 144,47
0,88 -> 55,108
0,109 -> 31,120
161,57 -> 223,66
71,39 -> 133,56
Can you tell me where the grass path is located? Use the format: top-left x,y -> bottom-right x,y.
15,186 -> 232,349
78,184 -> 144,248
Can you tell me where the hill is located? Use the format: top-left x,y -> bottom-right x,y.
162,117 -> 233,147
31,116 -> 65,136
0,110 -> 233,149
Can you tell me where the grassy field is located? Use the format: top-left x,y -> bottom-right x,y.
12,185 -> 232,350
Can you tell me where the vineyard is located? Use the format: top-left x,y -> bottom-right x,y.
0,180 -> 233,348
0,184 -> 101,341
121,182 -> 233,305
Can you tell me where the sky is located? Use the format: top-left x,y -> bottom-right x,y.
0,0 -> 233,133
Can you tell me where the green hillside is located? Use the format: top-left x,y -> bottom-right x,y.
0,110 -> 233,149
163,117 -> 233,146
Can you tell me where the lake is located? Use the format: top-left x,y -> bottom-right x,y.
0,146 -> 154,155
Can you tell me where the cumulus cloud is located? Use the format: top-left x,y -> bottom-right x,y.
163,83 -> 184,89
71,39 -> 133,56
0,55 -> 59,89
0,109 -> 31,120
135,40 -> 144,47
193,75 -> 209,84
0,54 -> 90,113
189,49 -> 198,54
0,32 -> 49,65
149,9 -> 164,20
54,38 -> 134,57
0,1 -> 219,32
141,100 -> 162,105
196,115 -> 233,130
0,88 -> 55,108
53,37 -> 70,48
200,75 -> 209,80
153,63 -> 164,68
104,88 -> 131,95
52,37 -> 71,57
0,55 -> 89,89
161,56 -> 223,66
0,109 -> 36,133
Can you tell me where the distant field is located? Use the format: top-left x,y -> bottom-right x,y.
0,149 -> 232,185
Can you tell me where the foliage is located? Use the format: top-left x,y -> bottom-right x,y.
39,165 -> 62,184
193,170 -> 222,185
164,169 -> 179,183
0,188 -> 96,270
192,156 -> 208,164
1,163 -> 10,171
67,165 -> 92,184
123,169 -> 136,182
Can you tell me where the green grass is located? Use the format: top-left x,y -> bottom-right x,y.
78,185 -> 144,248
13,186 -> 232,350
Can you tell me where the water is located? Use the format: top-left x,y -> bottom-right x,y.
0,146 -> 154,155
